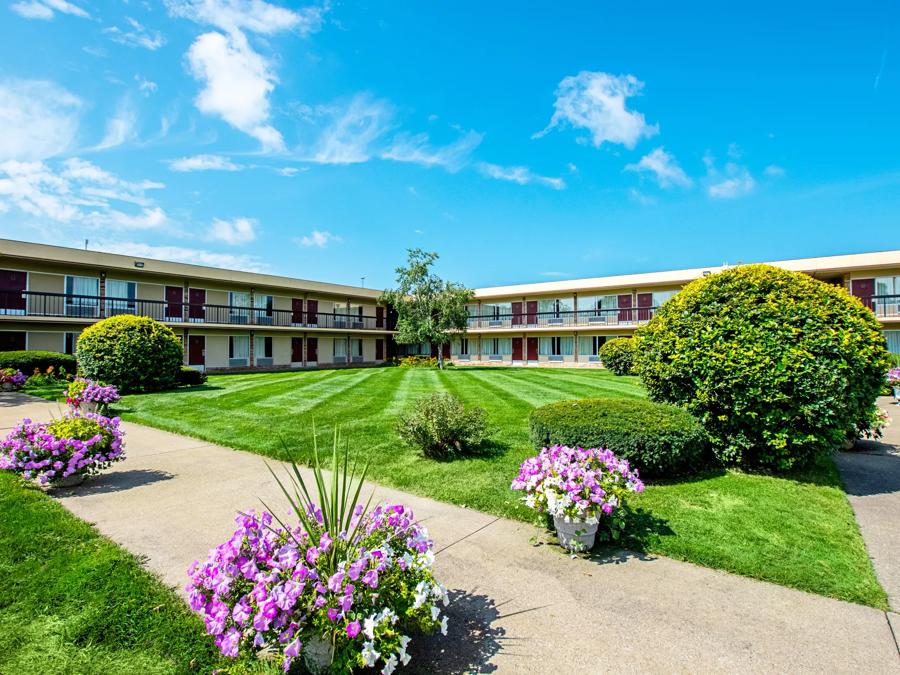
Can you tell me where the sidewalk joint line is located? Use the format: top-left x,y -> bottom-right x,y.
434,517 -> 501,556
885,611 -> 900,657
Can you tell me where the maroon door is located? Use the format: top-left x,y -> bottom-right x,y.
165,286 -> 182,319
526,337 -> 538,361
376,306 -> 384,328
375,339 -> 384,360
442,343 -> 451,359
291,337 -> 303,362
188,288 -> 206,321
637,293 -> 653,321
526,301 -> 538,325
511,302 -> 523,326
307,337 -> 318,362
291,299 -> 304,324
512,337 -> 523,360
851,279 -> 875,310
618,294 -> 633,322
188,335 -> 205,366
0,270 -> 26,312
430,343 -> 438,358
0,331 -> 26,351
306,300 -> 318,325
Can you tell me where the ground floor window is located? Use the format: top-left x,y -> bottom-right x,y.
334,338 -> 348,361
228,335 -> 249,365
254,336 -> 273,362
578,335 -> 606,357
539,336 -> 573,356
64,332 -> 78,355
452,338 -> 470,356
485,338 -> 512,357
885,330 -> 900,355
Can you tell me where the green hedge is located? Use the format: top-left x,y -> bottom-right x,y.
0,350 -> 76,375
635,264 -> 892,470
599,337 -> 637,375
529,397 -> 707,476
76,316 -> 184,393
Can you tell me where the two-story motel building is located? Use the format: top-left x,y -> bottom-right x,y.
1,238 -> 899,371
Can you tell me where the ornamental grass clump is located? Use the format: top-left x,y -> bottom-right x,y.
0,413 -> 125,485
0,368 -> 26,389
186,432 -> 448,673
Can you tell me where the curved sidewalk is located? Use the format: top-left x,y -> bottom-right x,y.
2,393 -> 897,673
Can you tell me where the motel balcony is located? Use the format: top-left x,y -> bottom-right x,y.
0,291 -> 391,331
465,307 -> 661,330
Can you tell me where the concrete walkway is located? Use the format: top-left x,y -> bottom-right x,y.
2,394 -> 898,673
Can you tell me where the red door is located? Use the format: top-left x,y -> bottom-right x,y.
306,300 -> 318,325
618,294 -> 633,322
165,286 -> 182,320
526,301 -> 538,325
511,302 -> 523,326
291,299 -> 304,324
0,331 -> 26,351
188,288 -> 206,321
291,337 -> 303,362
375,339 -> 384,360
512,337 -> 523,360
637,293 -> 653,321
0,270 -> 26,312
442,343 -> 451,359
851,279 -> 875,310
526,337 -> 538,361
307,337 -> 318,362
430,343 -> 438,358
376,306 -> 384,328
188,335 -> 205,366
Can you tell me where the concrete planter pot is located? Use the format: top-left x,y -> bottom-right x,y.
553,515 -> 599,552
53,473 -> 85,488
842,437 -> 856,451
893,386 -> 900,403
1,382 -> 14,392
78,401 -> 99,415
302,636 -> 333,674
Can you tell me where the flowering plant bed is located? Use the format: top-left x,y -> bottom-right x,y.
888,367 -> 900,388
186,436 -> 448,673
512,445 -> 644,550
0,413 -> 125,486
0,368 -> 26,390
67,378 -> 121,413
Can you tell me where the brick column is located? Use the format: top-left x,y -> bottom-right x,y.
249,330 -> 255,368
99,271 -> 107,319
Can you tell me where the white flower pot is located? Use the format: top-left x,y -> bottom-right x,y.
553,515 -> 599,552
78,401 -> 99,415
893,386 -> 900,403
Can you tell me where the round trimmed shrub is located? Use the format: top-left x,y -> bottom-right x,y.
635,264 -> 892,470
398,392 -> 489,459
177,366 -> 207,387
77,315 -> 183,393
528,397 -> 707,476
599,337 -> 637,375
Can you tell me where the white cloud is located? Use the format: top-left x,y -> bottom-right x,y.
135,75 -> 158,96
275,166 -> 306,176
477,162 -> 565,190
10,0 -> 88,20
96,240 -> 267,272
705,155 -> 756,200
382,130 -> 483,172
764,164 -> 785,177
105,17 -> 165,50
534,71 -> 658,149
95,99 -> 138,150
0,79 -> 82,161
207,216 -> 257,244
187,30 -> 284,151
539,271 -> 565,277
165,0 -> 325,36
625,147 -> 692,189
628,188 -> 656,205
310,95 -> 394,164
296,230 -> 340,247
169,154 -> 242,172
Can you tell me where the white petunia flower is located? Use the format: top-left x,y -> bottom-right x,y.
362,641 -> 380,668
363,616 -> 377,640
440,615 -> 449,636
430,604 -> 440,621
381,653 -> 398,675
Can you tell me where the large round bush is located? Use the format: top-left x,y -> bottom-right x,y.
635,264 -> 891,470
528,397 -> 707,476
77,315 -> 183,393
599,337 -> 637,375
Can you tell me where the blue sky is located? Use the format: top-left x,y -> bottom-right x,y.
0,1 -> 898,288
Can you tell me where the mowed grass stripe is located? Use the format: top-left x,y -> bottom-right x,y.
250,368 -> 371,410
508,368 -> 646,399
459,368 -> 555,408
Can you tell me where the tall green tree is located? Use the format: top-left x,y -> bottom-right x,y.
380,249 -> 474,369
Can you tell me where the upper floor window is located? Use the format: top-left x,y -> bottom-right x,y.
106,279 -> 136,316
65,275 -> 99,317
229,291 -> 250,323
483,302 -> 511,321
652,290 -> 676,307
538,298 -> 573,316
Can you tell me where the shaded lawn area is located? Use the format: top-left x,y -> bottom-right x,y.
115,366 -> 885,608
0,472 -> 277,674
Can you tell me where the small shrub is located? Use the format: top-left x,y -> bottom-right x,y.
0,350 -> 76,374
395,355 -> 439,368
177,366 -> 207,386
398,393 -> 488,459
529,397 -> 707,476
599,338 -> 637,375
77,315 -> 183,393
25,365 -> 71,388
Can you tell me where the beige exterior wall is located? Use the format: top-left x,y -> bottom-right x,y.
205,334 -> 229,369
28,271 -> 65,293
27,331 -> 64,352
316,335 -> 333,364
206,289 -> 228,306
363,337 -> 376,362
135,282 -> 165,302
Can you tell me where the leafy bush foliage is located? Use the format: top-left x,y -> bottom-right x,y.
398,393 -> 488,459
25,365 -> 71,388
529,397 -> 707,476
177,366 -> 207,386
635,264 -> 892,470
77,316 -> 183,393
393,355 -> 453,368
0,350 -> 75,374
599,338 -> 637,375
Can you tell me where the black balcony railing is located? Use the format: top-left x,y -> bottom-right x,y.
466,307 -> 659,330
865,294 -> 900,318
0,290 -> 389,331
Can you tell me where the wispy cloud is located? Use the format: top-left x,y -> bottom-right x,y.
0,79 -> 82,161
764,164 -> 785,177
705,152 -> 756,199
310,94 -> 394,164
165,0 -> 326,36
477,162 -> 565,190
104,17 -> 165,50
534,71 -> 658,149
169,154 -> 242,172
207,216 -> 257,244
295,229 -> 341,247
135,75 -> 158,96
625,147 -> 692,188
94,98 -> 138,150
539,271 -> 566,277
10,0 -> 88,20
382,130 -> 482,172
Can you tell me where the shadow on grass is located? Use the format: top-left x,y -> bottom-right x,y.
405,589 -> 508,673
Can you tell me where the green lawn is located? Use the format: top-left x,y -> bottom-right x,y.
88,366 -> 887,607
0,472 -> 277,674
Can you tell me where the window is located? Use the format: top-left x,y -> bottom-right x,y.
885,331 -> 900,355
579,335 -> 606,359
538,298 -> 573,316
106,279 -> 137,316
229,292 -> 250,323
875,277 -> 900,318
652,290 -> 676,307
485,338 -> 512,359
254,294 -> 274,325
64,332 -> 77,355
254,336 -> 273,362
482,302 -> 511,323
65,276 -> 99,317
228,335 -> 250,365
334,338 -> 348,361
539,336 -> 574,358
453,338 -> 470,356
350,338 -> 363,361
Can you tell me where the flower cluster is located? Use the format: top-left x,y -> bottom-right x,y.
888,367 -> 900,387
512,445 -> 644,531
0,368 -> 26,388
67,378 -> 121,408
186,503 -> 448,673
0,412 -> 125,485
